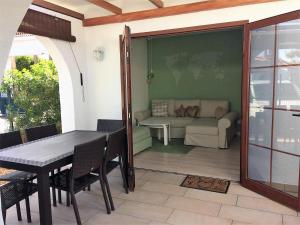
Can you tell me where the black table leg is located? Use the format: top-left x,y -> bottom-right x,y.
37,172 -> 53,225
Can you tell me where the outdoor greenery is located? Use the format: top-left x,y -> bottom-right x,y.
1,56 -> 61,130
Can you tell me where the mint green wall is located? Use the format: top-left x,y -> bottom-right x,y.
148,28 -> 243,113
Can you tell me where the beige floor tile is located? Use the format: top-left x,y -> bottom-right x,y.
185,188 -> 237,205
228,183 -> 265,199
237,195 -> 297,216
283,215 -> 300,225
85,212 -> 149,225
219,205 -> 283,225
164,196 -> 221,216
135,169 -> 147,179
141,181 -> 187,196
148,222 -> 172,225
117,190 -> 169,205
134,138 -> 240,181
116,200 -> 173,222
167,210 -> 232,225
232,222 -> 252,225
140,170 -> 185,185
136,178 -> 148,188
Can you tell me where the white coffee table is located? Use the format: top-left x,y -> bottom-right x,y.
139,120 -> 171,146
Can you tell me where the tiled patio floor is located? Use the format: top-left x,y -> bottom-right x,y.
5,168 -> 300,225
134,138 -> 240,181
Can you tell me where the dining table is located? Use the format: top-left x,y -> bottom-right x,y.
0,130 -> 107,225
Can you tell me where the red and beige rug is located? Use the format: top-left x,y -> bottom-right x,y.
181,175 -> 230,194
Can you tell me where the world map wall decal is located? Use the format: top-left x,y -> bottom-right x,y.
165,51 -> 225,86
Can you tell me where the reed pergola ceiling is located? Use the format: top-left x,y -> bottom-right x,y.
31,0 -> 282,26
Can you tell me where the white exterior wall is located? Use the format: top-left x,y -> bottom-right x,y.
0,1 -> 90,132
83,0 -> 300,130
0,0 -> 32,78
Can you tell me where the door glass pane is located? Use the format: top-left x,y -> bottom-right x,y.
273,110 -> 300,155
277,19 -> 300,65
248,145 -> 270,183
250,68 -> 273,107
272,151 -> 299,197
275,66 -> 300,110
249,108 -> 272,147
250,25 -> 275,68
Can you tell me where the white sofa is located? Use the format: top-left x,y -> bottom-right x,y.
134,99 -> 238,149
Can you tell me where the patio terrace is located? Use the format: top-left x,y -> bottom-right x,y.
4,168 -> 300,225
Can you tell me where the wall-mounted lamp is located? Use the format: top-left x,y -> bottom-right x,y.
93,47 -> 105,61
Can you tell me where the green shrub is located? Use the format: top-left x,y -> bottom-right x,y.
1,58 -> 61,129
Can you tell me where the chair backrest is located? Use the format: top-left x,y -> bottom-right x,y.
0,131 -> 23,149
72,136 -> 107,179
105,128 -> 127,162
25,124 -> 58,142
97,119 -> 124,133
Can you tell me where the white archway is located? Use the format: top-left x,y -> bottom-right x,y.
37,37 -> 76,132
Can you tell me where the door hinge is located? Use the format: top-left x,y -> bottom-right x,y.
126,50 -> 130,63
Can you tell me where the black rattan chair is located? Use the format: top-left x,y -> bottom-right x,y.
0,131 -> 37,183
102,128 -> 128,212
25,124 -> 61,206
0,179 -> 37,224
97,119 -> 124,133
50,136 -> 112,225
0,131 -> 36,223
25,124 -> 58,142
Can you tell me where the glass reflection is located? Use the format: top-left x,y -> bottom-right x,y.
273,110 -> 300,155
248,145 -> 270,183
275,67 -> 300,110
249,108 -> 272,148
277,19 -> 300,65
272,151 -> 299,197
250,68 -> 273,107
250,25 -> 275,68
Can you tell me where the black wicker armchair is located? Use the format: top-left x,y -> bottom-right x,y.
25,124 -> 62,206
97,119 -> 124,133
0,179 -> 37,224
0,131 -> 36,223
50,136 -> 112,225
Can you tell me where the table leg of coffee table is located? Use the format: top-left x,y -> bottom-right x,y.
163,125 -> 168,146
158,128 -> 161,140
168,124 -> 171,142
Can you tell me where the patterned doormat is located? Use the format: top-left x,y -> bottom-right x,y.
181,175 -> 230,194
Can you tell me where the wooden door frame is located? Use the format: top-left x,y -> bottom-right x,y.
241,10 -> 300,210
120,19 -> 248,189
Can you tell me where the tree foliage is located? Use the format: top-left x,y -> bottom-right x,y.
1,58 -> 61,129
15,56 -> 35,71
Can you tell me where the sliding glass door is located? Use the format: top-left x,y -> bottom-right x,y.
242,10 -> 300,209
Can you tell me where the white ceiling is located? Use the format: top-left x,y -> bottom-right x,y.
45,0 -> 210,18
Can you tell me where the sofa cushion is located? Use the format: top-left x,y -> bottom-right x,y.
152,102 -> 168,117
152,99 -> 175,116
185,106 -> 200,118
133,126 -> 151,143
175,100 -> 200,111
186,118 -> 219,135
215,106 -> 227,119
141,117 -> 194,128
199,100 -> 229,118
175,105 -> 186,117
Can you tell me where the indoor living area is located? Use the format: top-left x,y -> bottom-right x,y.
130,26 -> 243,181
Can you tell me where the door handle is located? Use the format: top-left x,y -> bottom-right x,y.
292,113 -> 300,117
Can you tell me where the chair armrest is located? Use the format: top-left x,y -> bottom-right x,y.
134,110 -> 151,123
218,112 -> 239,129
